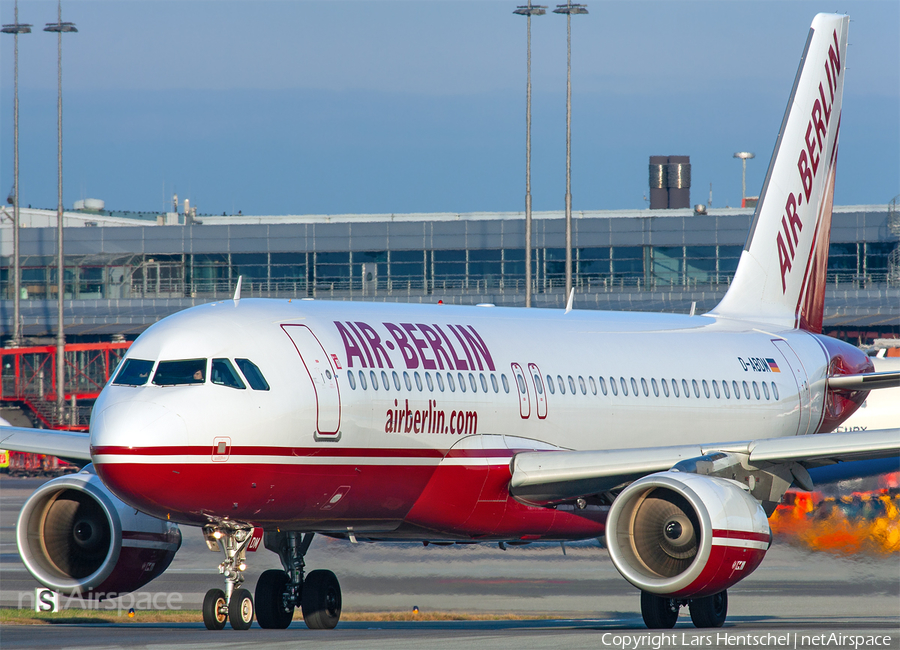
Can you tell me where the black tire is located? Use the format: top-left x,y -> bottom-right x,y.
301,569 -> 342,630
641,591 -> 679,629
690,590 -> 728,628
229,588 -> 254,630
202,588 -> 227,630
256,569 -> 294,629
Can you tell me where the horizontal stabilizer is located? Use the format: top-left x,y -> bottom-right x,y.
747,428 -> 900,464
827,371 -> 900,391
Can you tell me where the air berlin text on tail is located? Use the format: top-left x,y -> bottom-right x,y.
777,29 -> 842,293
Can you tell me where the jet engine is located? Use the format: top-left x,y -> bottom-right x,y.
17,465 -> 181,597
606,471 -> 770,599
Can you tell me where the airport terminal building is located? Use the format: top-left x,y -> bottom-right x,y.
1,203 -> 898,342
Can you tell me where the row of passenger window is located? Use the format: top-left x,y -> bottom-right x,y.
348,369 -> 511,395
113,357 -> 270,391
541,373 -> 779,402
346,367 -> 779,404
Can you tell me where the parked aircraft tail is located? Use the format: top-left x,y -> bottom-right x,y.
709,13 -> 849,333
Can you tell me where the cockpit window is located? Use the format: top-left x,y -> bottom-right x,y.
153,359 -> 207,386
211,359 -> 246,389
113,358 -> 154,386
236,358 -> 270,391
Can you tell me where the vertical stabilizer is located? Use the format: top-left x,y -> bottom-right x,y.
709,14 -> 849,332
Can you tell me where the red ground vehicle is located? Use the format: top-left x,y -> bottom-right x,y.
5,451 -> 79,478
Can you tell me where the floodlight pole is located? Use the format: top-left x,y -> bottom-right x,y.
44,1 -> 76,423
2,2 -> 32,347
733,152 -> 755,207
514,2 -> 546,308
554,1 -> 587,300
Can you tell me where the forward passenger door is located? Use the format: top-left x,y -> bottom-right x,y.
282,324 -> 342,437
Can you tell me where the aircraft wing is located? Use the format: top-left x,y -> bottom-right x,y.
509,428 -> 900,506
0,426 -> 92,462
827,370 -> 900,391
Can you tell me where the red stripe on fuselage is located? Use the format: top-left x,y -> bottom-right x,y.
444,448 -> 517,459
93,449 -> 603,541
95,460 -> 438,526
91,445 -> 446,458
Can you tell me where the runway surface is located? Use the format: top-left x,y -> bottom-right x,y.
2,475 -> 898,649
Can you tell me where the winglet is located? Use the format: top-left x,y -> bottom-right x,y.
565,289 -> 575,314
233,275 -> 243,302
709,14 -> 849,332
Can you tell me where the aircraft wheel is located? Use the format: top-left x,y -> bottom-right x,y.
301,569 -> 342,629
641,591 -> 679,629
229,588 -> 254,630
256,569 -> 294,629
202,588 -> 227,630
690,590 -> 727,628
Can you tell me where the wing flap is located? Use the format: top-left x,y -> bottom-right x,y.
510,430 -> 899,506
0,426 -> 92,461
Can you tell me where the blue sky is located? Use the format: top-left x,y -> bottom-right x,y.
1,1 -> 898,216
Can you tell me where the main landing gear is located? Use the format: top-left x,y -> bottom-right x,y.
201,525 -> 256,630
255,531 -> 343,630
200,528 -> 343,631
641,590 -> 728,629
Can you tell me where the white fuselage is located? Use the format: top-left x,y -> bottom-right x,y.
88,298 -> 842,538
91,299 -> 832,453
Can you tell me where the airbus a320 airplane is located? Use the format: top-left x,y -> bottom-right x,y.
2,12 -> 899,632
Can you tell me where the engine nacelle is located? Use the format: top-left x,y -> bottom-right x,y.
17,464 -> 181,597
606,471 -> 770,599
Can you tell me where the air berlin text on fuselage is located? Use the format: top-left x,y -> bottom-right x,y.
776,28 -> 842,293
334,321 -> 495,372
385,399 -> 478,435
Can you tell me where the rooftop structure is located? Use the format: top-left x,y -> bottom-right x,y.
1,204 -> 897,342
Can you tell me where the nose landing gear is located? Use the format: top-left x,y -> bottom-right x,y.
200,528 -> 343,631
201,525 -> 256,631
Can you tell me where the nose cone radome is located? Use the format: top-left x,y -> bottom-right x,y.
91,400 -> 187,451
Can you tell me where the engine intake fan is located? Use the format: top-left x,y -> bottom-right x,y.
606,471 -> 770,599
17,465 -> 181,597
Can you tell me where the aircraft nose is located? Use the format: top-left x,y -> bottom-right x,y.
91,400 -> 187,450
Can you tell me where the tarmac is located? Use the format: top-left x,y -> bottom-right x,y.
2,475 -> 898,649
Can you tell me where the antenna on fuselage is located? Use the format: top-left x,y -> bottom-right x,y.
565,288 -> 575,314
233,275 -> 243,303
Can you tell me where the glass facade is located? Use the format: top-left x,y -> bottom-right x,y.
3,239 -> 897,300
2,208 -> 896,300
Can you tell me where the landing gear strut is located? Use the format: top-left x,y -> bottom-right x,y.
640,589 -> 729,629
256,531 -> 343,630
201,525 -> 256,631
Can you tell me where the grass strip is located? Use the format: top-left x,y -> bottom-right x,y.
0,608 -> 559,625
